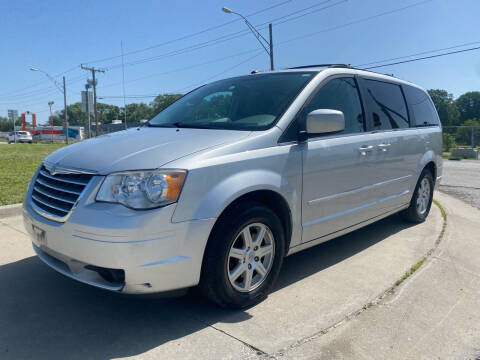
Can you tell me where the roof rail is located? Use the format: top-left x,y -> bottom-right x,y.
288,64 -> 352,69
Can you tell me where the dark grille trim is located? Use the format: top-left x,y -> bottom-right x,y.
33,185 -> 76,204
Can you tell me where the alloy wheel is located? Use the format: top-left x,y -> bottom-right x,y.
227,223 -> 275,293
416,177 -> 431,215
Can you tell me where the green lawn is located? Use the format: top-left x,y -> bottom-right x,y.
0,143 -> 66,206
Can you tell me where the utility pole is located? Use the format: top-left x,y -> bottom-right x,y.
121,41 -> 128,130
80,65 -> 105,136
48,101 -> 54,143
63,76 -> 69,144
85,82 -> 92,138
269,24 -> 274,71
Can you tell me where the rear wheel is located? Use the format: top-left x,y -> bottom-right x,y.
400,169 -> 434,223
200,202 -> 285,308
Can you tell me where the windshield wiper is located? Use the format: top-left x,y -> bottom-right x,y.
146,121 -> 219,129
171,122 -> 219,129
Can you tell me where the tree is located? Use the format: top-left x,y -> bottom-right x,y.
442,133 -> 456,152
0,116 -> 13,132
150,94 -> 182,115
124,103 -> 153,122
454,118 -> 480,147
427,89 -> 460,126
455,92 -> 480,123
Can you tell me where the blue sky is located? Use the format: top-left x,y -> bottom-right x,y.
1,0 -> 480,124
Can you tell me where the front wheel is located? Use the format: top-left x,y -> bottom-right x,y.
400,169 -> 434,223
200,202 -> 285,308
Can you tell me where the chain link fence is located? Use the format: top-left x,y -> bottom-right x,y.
443,126 -> 480,150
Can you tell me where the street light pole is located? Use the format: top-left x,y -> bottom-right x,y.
30,67 -> 69,144
222,7 -> 274,70
48,101 -> 54,143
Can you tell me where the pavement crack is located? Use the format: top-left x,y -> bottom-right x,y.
440,184 -> 480,190
270,199 -> 448,359
0,220 -> 28,236
185,313 -> 269,357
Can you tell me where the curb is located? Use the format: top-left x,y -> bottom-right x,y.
0,203 -> 23,219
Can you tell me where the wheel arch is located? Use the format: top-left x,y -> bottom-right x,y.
208,189 -> 293,254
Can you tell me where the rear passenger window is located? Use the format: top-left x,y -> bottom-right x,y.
403,85 -> 439,126
304,77 -> 364,134
363,79 -> 409,130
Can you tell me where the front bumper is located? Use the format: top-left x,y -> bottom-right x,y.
23,176 -> 216,294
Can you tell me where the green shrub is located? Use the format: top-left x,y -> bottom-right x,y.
442,133 -> 456,152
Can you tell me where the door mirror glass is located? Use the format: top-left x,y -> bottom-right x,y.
306,109 -> 345,134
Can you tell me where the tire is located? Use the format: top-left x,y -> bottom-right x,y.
200,202 -> 286,308
400,169 -> 434,223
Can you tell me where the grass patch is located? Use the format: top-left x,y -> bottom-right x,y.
433,199 -> 446,220
0,143 -> 65,205
395,257 -> 427,286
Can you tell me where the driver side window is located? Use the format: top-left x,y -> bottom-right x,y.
305,77 -> 364,135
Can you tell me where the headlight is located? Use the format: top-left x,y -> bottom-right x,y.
96,169 -> 186,209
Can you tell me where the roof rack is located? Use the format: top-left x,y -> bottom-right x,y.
288,64 -> 352,69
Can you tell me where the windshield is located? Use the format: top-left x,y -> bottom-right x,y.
148,72 -> 316,131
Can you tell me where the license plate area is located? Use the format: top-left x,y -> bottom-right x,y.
32,224 -> 47,247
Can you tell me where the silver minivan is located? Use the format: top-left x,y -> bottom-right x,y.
23,65 -> 442,308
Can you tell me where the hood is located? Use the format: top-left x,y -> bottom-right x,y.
44,127 -> 251,174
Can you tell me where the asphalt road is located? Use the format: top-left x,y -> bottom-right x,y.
439,159 -> 480,209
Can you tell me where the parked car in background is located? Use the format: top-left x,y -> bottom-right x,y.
7,131 -> 32,143
23,65 -> 442,308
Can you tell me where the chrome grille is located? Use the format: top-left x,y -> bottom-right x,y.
31,165 -> 93,221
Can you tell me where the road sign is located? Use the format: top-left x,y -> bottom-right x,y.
7,109 -> 18,121
81,91 -> 93,113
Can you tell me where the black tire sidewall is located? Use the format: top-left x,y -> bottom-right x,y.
204,203 -> 285,308
412,170 -> 434,221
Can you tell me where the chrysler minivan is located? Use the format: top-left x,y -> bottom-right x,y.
23,65 -> 442,308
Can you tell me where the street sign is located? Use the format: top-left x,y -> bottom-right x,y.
7,109 -> 18,121
81,91 -> 93,113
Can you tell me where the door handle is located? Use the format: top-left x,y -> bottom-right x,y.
378,143 -> 391,152
358,145 -> 374,155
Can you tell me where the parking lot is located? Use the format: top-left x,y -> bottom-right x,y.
439,159 -> 480,209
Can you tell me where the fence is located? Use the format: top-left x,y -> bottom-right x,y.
443,126 -> 480,149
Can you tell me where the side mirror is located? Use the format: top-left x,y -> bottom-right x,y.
306,109 -> 345,135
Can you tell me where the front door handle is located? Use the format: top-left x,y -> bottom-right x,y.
378,143 -> 391,152
358,145 -> 374,155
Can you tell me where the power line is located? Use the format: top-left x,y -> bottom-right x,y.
0,0 -> 437,107
362,45 -> 480,69
0,66 -> 81,98
82,0 -> 295,65
277,0 -> 433,46
356,41 -> 480,67
104,0 -> 346,71
97,47 -> 263,91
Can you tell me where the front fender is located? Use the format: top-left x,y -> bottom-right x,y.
172,168 -> 297,223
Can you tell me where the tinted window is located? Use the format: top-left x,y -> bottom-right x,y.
364,79 -> 409,130
403,85 -> 439,126
304,77 -> 364,134
148,72 -> 315,131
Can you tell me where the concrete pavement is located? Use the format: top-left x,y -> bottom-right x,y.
0,193 -> 478,359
